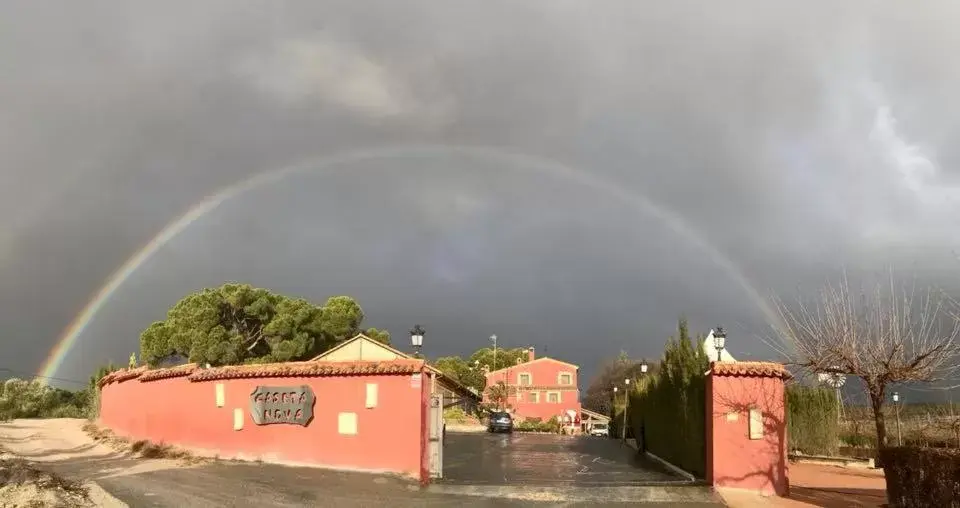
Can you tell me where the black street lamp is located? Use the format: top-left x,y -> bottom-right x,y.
713,326 -> 727,362
893,392 -> 903,446
637,358 -> 649,452
410,325 -> 425,358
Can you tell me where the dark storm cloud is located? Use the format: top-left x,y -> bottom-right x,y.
3,1 -> 960,386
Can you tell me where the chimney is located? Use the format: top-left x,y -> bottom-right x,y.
527,347 -> 535,362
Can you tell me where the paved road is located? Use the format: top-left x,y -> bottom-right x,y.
432,432 -> 722,505
93,461 -> 720,507
442,432 -> 688,486
1,420 -> 722,507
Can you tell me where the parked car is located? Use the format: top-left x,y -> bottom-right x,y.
487,411 -> 513,433
589,423 -> 609,437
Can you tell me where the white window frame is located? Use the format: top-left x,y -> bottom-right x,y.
529,391 -> 539,403
546,391 -> 561,403
518,372 -> 532,386
557,372 -> 573,385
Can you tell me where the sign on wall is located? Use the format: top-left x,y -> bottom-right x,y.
249,385 -> 316,426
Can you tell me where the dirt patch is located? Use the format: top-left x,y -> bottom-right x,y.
130,440 -> 194,461
0,456 -> 92,507
83,423 -> 202,464
81,422 -> 128,452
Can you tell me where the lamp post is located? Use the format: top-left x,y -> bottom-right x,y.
893,392 -> 903,447
612,386 -> 618,419
713,326 -> 727,362
622,378 -> 631,443
638,359 -> 649,452
410,325 -> 425,358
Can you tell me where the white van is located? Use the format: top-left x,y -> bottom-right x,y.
589,423 -> 609,437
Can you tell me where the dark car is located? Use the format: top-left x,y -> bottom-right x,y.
487,411 -> 513,433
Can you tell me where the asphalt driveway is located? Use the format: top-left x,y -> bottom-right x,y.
441,432 -> 692,486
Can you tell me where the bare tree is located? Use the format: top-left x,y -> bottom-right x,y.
773,274 -> 960,448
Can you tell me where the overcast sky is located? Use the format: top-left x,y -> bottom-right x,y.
4,1 -> 960,394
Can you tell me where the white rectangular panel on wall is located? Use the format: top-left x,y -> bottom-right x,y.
215,383 -> 225,407
233,408 -> 244,430
748,408 -> 763,440
339,412 -> 358,435
366,383 -> 378,408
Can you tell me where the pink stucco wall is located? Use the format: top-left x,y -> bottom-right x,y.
483,354 -> 581,423
706,368 -> 789,496
100,369 -> 428,480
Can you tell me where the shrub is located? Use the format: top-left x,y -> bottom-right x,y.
880,447 -> 960,508
786,385 -> 840,455
627,319 -> 709,477
515,416 -> 561,433
45,405 -> 85,419
443,406 -> 469,423
840,432 -> 873,448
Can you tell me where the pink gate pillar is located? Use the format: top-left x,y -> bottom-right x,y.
706,361 -> 792,497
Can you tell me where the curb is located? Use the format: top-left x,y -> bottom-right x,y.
789,454 -> 876,469
622,438 -> 698,482
644,451 -> 697,482
426,484 -> 719,503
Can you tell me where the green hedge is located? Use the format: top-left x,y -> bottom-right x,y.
786,385 -> 840,456
880,447 -> 960,507
515,416 -> 561,433
627,320 -> 709,478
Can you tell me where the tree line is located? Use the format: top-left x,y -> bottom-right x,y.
139,283 -> 389,367
3,283 -> 393,421
0,362 -> 116,421
582,273 -> 960,459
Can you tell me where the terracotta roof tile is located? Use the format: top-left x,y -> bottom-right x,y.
98,366 -> 147,387
711,361 -> 792,379
139,363 -> 198,382
188,359 -> 426,382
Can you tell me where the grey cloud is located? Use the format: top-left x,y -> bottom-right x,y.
235,34 -> 456,127
2,1 -> 960,392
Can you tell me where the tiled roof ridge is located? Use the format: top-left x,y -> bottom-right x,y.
139,363 -> 199,382
188,359 -> 426,382
98,359 -> 427,386
711,361 -> 792,379
98,366 -> 148,387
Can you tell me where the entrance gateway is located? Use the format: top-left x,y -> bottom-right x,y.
428,393 -> 444,478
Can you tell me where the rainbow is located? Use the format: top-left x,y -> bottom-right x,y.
38,144 -> 783,380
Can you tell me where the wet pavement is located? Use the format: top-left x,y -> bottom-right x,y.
441,432 -> 692,486
2,419 -> 721,506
